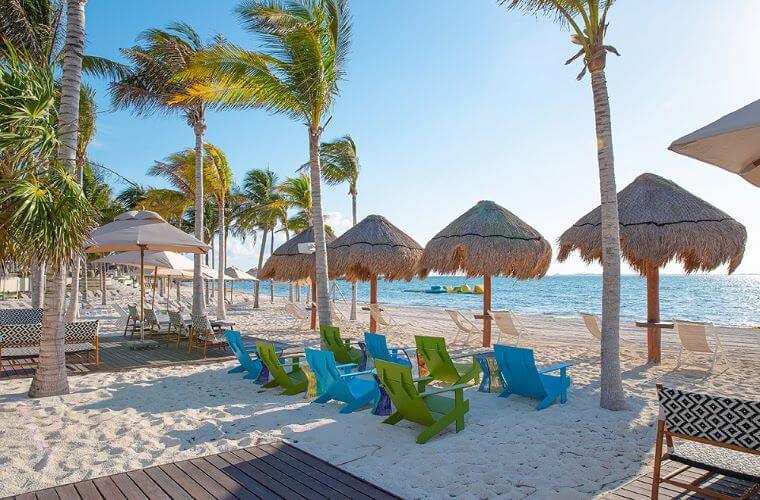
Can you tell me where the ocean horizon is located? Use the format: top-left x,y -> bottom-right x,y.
226,274 -> 760,326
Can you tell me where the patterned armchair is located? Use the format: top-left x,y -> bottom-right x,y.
189,314 -> 228,357
0,320 -> 99,367
167,310 -> 190,349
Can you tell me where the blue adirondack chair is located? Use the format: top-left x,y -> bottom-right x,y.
493,344 -> 572,410
305,349 -> 381,414
364,332 -> 412,366
225,330 -> 265,382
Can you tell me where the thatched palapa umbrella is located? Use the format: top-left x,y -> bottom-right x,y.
417,201 -> 552,347
260,226 -> 336,329
328,215 -> 423,332
558,173 -> 746,363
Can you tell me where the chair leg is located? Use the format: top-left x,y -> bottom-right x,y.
383,411 -> 403,425
536,393 -> 557,411
314,392 -> 332,404
651,420 -> 665,500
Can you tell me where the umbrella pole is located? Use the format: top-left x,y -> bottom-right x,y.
310,275 -> 317,330
139,247 -> 145,341
151,266 -> 158,310
370,275 -> 378,333
646,265 -> 661,364
483,275 -> 492,347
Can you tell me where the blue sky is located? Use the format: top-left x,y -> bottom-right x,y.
85,0 -> 759,275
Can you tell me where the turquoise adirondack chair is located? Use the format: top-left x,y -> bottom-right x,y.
305,349 -> 381,414
364,332 -> 412,366
415,335 -> 480,385
493,344 -> 572,410
375,359 -> 470,444
256,341 -> 308,395
225,330 -> 265,382
320,326 -> 364,365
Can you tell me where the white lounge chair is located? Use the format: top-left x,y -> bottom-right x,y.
580,312 -> 644,357
490,310 -> 527,345
673,320 -> 725,371
368,304 -> 416,335
285,301 -> 311,330
445,309 -> 481,345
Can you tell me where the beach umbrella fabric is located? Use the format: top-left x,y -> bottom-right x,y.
328,215 -> 423,332
669,99 -> 760,187
417,200 -> 551,346
224,266 -> 259,302
558,173 -> 746,363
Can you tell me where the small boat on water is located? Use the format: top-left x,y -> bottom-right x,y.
404,284 -> 484,295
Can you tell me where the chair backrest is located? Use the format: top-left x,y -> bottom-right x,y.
191,314 -> 214,339
65,321 -> 99,343
369,304 -> 391,326
0,308 -> 43,325
491,311 -> 521,338
0,321 -> 98,347
415,335 -> 460,383
580,313 -> 602,341
657,385 -> 759,452
446,310 -> 471,333
225,330 -> 251,363
674,320 -> 713,353
320,325 -> 352,364
493,344 -> 547,400
375,360 -> 434,426
306,349 -> 351,398
364,332 -> 393,362
168,310 -> 184,330
127,304 -> 138,319
144,308 -> 159,326
255,340 -> 291,386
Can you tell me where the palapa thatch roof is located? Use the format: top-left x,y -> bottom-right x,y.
558,173 -> 746,274
417,200 -> 552,279
328,215 -> 423,281
260,226 -> 335,281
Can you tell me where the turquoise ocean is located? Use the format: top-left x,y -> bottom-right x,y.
231,274 -> 760,326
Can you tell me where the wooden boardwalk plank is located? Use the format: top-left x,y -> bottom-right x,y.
143,467 -> 193,500
125,469 -> 171,500
158,463 -> 213,499
173,459 -> 236,500
108,473 -> 147,500
71,481 -> 102,500
33,489 -> 59,500
203,454 -> 271,499
216,451 -> 304,500
187,457 -> 259,500
91,477 -> 125,500
52,484 -> 79,500
231,449 -> 328,499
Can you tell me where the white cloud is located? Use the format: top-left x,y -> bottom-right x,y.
325,211 -> 353,236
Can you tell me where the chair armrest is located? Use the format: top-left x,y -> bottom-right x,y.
279,353 -> 304,360
336,362 -> 357,369
420,383 -> 473,397
413,376 -> 433,384
341,369 -> 375,378
539,362 -> 572,374
450,353 -> 474,360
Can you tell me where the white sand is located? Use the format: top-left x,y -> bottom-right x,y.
0,294 -> 758,499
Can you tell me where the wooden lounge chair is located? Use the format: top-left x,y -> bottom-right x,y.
189,314 -> 228,357
112,304 -> 130,331
375,359 -> 470,444
580,312 -> 644,357
166,310 -> 190,349
0,320 -> 99,367
285,301 -> 311,330
445,309 -> 481,345
143,308 -> 166,337
414,335 -> 480,385
256,340 -> 308,395
490,310 -> 527,345
368,304 -> 415,336
673,320 -> 726,371
494,344 -> 571,410
364,332 -> 413,367
226,330 -> 265,382
125,304 -> 144,338
320,325 -> 364,366
652,384 -> 759,499
305,348 -> 380,414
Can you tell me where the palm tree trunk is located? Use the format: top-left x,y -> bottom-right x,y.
591,69 -> 626,411
308,127 -> 332,327
253,226 -> 268,308
100,262 -> 106,305
81,259 -> 88,303
191,115 -> 206,317
269,228 -> 274,303
349,191 -> 358,321
216,195 -> 226,320
31,260 -> 45,308
285,228 -> 293,302
66,162 -> 85,322
30,0 -> 86,398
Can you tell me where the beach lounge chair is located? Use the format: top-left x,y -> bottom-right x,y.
285,301 -> 311,330
143,308 -> 166,337
320,325 -> 364,365
652,384 -> 759,499
305,349 -> 380,414
493,344 -> 571,410
166,310 -> 190,349
189,314 -> 228,357
125,304 -> 144,337
414,335 -> 480,385
673,320 -> 726,371
375,359 -> 470,444
368,304 -> 417,336
112,304 -> 130,331
579,312 -> 643,357
256,340 -> 308,395
225,330 -> 265,381
445,309 -> 481,345
490,310 -> 527,345
364,332 -> 413,367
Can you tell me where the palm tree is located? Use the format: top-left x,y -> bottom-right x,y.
278,173 -> 312,233
317,135 -> 360,319
177,0 -> 352,327
501,0 -> 625,410
110,22 -> 216,317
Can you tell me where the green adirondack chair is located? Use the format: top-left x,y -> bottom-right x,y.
375,359 -> 470,444
256,341 -> 308,395
415,335 -> 480,385
320,326 -> 363,365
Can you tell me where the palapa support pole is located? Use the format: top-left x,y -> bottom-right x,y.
176,277 -> 181,302
139,246 -> 145,341
646,265 -> 661,364
151,266 -> 158,310
310,275 -> 317,330
483,275 -> 492,347
370,275 -> 378,333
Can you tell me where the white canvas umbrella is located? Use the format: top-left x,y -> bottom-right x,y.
224,266 -> 259,302
85,211 -> 209,341
669,99 -> 760,187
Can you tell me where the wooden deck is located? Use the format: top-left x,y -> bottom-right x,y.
0,334 -> 237,380
3,442 -> 400,500
604,461 -> 759,499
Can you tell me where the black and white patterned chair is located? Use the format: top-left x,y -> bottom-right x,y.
652,384 -> 759,499
166,310 -> 190,349
0,308 -> 43,325
189,314 -> 227,358
0,320 -> 99,367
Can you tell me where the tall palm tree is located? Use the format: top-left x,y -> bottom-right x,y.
177,0 -> 352,327
501,0 -> 625,410
278,173 -> 312,233
110,22 -> 216,317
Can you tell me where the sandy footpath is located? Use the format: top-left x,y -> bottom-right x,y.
0,294 -> 757,499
